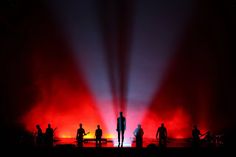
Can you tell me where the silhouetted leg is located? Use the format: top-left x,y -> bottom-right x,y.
136,137 -> 139,148
121,130 -> 124,147
36,137 -> 43,147
159,138 -> 163,147
118,130 -> 120,147
81,140 -> 83,147
192,139 -> 200,148
163,138 -> 167,147
78,138 -> 83,147
99,139 -> 101,147
96,138 -> 98,147
162,138 -> 167,148
136,137 -> 142,148
50,138 -> 53,147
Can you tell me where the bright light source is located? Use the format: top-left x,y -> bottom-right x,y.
60,135 -> 73,138
112,138 -> 134,147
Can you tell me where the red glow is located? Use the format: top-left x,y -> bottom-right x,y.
141,108 -> 191,139
9,0 -> 227,144
20,29 -> 211,140
21,77 -> 109,138
20,45 -> 110,138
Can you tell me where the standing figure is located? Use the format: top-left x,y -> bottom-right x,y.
35,124 -> 43,146
192,125 -> 203,147
117,112 -> 126,147
76,123 -> 88,147
156,123 -> 167,147
45,123 -> 54,147
95,125 -> 103,147
133,124 -> 144,148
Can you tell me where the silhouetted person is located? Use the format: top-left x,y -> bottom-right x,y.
192,125 -> 203,147
76,123 -> 88,147
117,112 -> 126,147
156,123 -> 167,147
95,125 -> 102,147
133,124 -> 144,148
45,124 -> 54,147
35,124 -> 43,146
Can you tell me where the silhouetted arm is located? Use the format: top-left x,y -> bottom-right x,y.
200,130 -> 209,136
76,130 -> 78,139
133,129 -> 137,137
198,130 -> 203,136
124,118 -> 126,130
116,118 -> 119,131
156,129 -> 159,139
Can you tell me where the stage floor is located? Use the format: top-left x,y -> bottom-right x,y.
8,146 -> 227,157
5,138 -> 226,157
54,138 -> 194,148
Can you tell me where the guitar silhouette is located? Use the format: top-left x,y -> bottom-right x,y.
53,127 -> 57,133
84,132 -> 90,136
76,132 -> 90,140
200,131 -> 209,137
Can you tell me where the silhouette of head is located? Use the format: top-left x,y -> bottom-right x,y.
36,124 -> 40,129
120,112 -> 123,117
48,124 -> 51,128
161,123 -> 164,127
97,125 -> 100,129
138,124 -> 141,128
80,123 -> 82,128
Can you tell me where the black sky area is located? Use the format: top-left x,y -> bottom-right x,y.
1,0 -> 236,146
147,0 -> 236,129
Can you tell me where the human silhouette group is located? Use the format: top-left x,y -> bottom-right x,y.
35,123 -> 56,147
34,112 -> 215,148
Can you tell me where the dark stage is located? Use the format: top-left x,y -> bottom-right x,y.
5,146 -> 228,157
